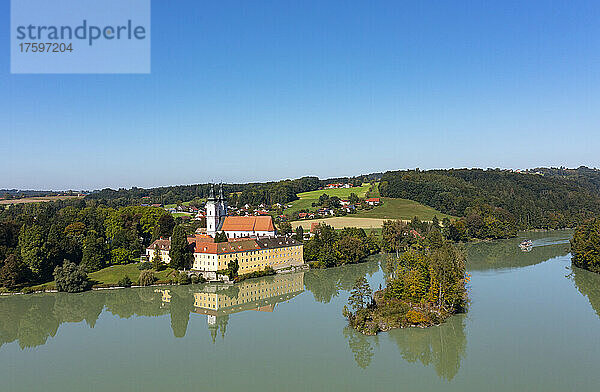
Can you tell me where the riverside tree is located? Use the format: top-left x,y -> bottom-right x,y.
54,260 -> 91,293
571,218 -> 600,274
170,225 -> 193,270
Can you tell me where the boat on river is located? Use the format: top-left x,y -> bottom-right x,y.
519,239 -> 533,251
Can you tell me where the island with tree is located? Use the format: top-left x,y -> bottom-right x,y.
344,220 -> 469,335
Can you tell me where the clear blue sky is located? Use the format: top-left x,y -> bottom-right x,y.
2,0 -> 600,190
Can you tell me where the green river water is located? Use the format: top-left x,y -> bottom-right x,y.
1,230 -> 599,391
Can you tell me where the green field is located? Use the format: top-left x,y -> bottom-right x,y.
89,264 -> 176,285
285,184 -> 370,215
352,197 -> 454,221
29,264 -> 177,291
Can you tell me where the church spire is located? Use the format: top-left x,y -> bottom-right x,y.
208,184 -> 216,200
218,183 -> 224,200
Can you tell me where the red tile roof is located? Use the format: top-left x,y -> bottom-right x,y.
221,216 -> 275,232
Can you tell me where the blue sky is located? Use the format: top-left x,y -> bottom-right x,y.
1,0 -> 600,190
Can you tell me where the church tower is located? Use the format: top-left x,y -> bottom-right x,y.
206,184 -> 218,237
218,183 -> 228,218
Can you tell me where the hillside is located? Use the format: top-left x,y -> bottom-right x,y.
379,168 -> 600,229
284,185 -> 370,215
352,197 -> 454,221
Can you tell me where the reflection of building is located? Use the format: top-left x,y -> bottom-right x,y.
192,272 -> 304,320
154,272 -> 305,342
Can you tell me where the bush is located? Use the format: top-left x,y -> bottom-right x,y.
139,270 -> 156,286
138,262 -> 153,270
405,309 -> 430,325
190,274 -> 199,284
111,248 -> 133,265
54,260 -> 91,293
178,272 -> 191,285
118,275 -> 132,287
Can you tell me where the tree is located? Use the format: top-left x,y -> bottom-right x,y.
293,226 -> 304,242
118,275 -> 132,287
54,260 -> 91,293
152,245 -> 164,271
213,231 -> 228,243
278,221 -> 292,236
156,214 -> 175,239
226,259 -> 239,280
348,277 -> 372,311
170,225 -> 193,270
349,193 -> 359,205
19,224 -> 46,280
81,231 -> 109,272
0,254 -> 30,289
139,270 -> 156,286
571,218 -> 600,274
110,248 -> 133,265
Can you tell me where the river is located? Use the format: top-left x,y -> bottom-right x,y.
1,230 -> 599,391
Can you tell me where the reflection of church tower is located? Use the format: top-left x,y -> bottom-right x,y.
206,184 -> 227,237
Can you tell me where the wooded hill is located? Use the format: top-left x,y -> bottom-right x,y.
379,168 -> 600,229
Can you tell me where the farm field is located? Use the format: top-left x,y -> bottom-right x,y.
0,195 -> 83,205
291,217 -> 391,231
352,197 -> 454,221
284,184 -> 371,215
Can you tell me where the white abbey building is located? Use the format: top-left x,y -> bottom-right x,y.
206,184 -> 276,239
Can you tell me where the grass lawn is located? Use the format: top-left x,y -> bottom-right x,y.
30,264 -> 177,291
353,197 -> 455,221
285,184 -> 370,215
89,264 -> 176,285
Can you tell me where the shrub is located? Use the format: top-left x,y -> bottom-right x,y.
118,275 -> 132,287
138,261 -> 153,270
111,248 -> 133,265
190,274 -> 199,284
405,309 -> 430,325
139,270 -> 156,286
54,260 -> 91,293
178,272 -> 191,285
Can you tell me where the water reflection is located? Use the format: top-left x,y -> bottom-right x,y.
303,259 -> 380,303
343,326 -> 378,369
387,315 -> 467,380
0,272 -> 305,349
571,266 -> 600,318
466,230 -> 571,271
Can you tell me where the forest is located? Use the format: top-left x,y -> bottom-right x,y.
85,175 -> 375,207
379,168 -> 600,230
0,199 -> 177,290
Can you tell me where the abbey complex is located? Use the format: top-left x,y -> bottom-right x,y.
145,184 -> 304,279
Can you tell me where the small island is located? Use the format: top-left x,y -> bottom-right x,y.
344,221 -> 469,335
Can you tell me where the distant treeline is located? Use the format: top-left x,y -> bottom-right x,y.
85,174 -> 378,207
379,168 -> 600,230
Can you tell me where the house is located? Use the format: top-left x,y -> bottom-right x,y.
365,198 -> 381,206
145,238 -> 172,264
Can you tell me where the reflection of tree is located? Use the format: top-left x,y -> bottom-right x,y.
387,314 -> 467,380
168,287 -> 195,338
572,266 -> 600,318
304,258 -> 380,303
343,325 -> 377,368
466,231 -> 571,271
